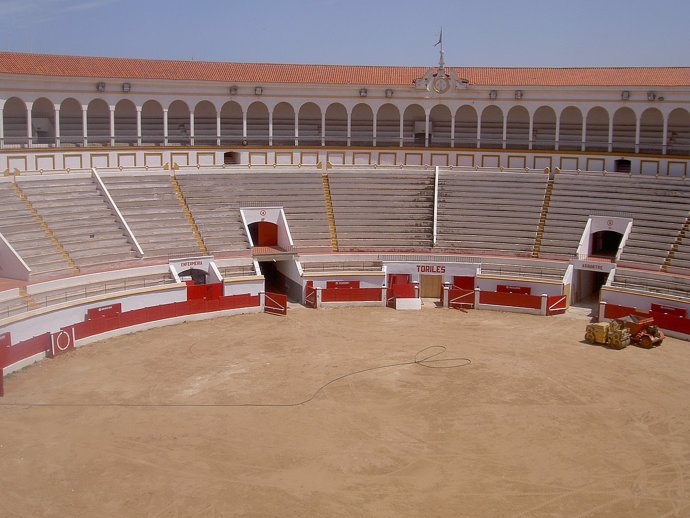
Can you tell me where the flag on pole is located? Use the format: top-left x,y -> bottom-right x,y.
435,28 -> 443,47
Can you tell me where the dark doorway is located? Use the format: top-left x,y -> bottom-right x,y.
223,151 -> 239,165
248,221 -> 278,247
574,270 -> 608,304
179,268 -> 207,285
591,230 -> 622,258
614,159 -> 631,173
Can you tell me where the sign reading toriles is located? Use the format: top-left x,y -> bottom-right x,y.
416,265 -> 446,274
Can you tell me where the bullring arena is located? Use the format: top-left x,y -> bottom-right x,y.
1,49 -> 690,516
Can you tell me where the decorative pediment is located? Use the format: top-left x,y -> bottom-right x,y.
414,67 -> 469,94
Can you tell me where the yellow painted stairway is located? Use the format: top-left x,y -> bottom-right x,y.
321,172 -> 339,251
170,175 -> 209,256
12,182 -> 79,273
662,210 -> 690,271
532,178 -> 554,257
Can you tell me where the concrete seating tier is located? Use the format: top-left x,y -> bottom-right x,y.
218,264 -> 257,278
542,174 -> 690,268
479,262 -> 567,281
329,170 -> 435,250
611,269 -> 690,299
17,176 -> 136,270
0,181 -> 73,276
177,171 -> 331,253
300,260 -> 383,272
437,171 -> 547,255
102,173 -> 202,258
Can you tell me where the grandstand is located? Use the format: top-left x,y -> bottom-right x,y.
0,49 -> 690,394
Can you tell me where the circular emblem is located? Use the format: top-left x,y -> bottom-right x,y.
55,330 -> 72,351
432,76 -> 450,94
260,210 -> 267,217
607,219 -> 613,227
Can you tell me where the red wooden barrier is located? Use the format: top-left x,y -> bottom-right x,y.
604,304 -> 649,320
392,284 -> 416,299
480,290 -> 542,309
326,280 -> 360,289
48,327 -> 76,358
265,292 -> 288,316
4,333 -> 51,367
87,303 -> 122,320
305,286 -> 317,308
321,287 -> 381,302
650,312 -> 690,335
497,284 -> 532,295
453,276 -> 475,290
388,274 -> 410,286
546,295 -> 567,315
650,303 -> 687,318
448,288 -> 474,310
0,332 -> 9,397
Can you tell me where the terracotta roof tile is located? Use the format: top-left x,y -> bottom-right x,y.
0,51 -> 689,87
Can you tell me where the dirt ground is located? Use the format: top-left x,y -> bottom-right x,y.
1,305 -> 690,517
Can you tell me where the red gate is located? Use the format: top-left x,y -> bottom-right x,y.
449,288 -> 474,310
546,295 -> 567,315
265,292 -> 288,316
305,286 -> 317,309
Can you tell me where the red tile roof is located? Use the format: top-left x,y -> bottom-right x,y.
0,51 -> 689,87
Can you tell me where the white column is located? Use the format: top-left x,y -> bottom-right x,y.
607,117 -> 613,153
242,109 -> 248,141
425,112 -> 430,147
109,105 -> 115,147
268,110 -> 273,146
372,112 -> 377,147
502,115 -> 507,149
399,115 -> 404,147
26,102 -> 33,148
634,116 -> 641,154
450,115 -> 455,148
554,113 -> 560,151
528,112 -> 534,150
216,111 -> 221,146
321,111 -> 326,146
163,109 -> 169,146
294,111 -> 299,146
662,115 -> 668,155
346,111 -> 351,147
54,106 -> 61,147
0,108 -> 4,148
136,106 -> 142,146
189,111 -> 195,146
82,105 -> 88,147
476,117 -> 482,148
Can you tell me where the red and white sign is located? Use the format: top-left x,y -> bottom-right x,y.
48,328 -> 76,358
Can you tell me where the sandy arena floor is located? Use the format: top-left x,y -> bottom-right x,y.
1,306 -> 690,517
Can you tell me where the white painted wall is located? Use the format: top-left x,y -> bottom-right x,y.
0,232 -> 30,281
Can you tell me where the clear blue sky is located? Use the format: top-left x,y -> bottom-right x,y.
0,0 -> 688,67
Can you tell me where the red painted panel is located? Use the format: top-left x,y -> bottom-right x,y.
650,303 -> 687,318
388,274 -> 410,286
257,221 -> 278,247
392,283 -> 416,299
218,294 -> 260,310
207,283 -> 223,301
265,292 -> 287,316
87,303 -> 122,320
480,291 -> 542,309
305,286 -> 317,309
326,280 -> 361,289
322,287 -> 381,302
48,327 -> 76,358
650,312 -> 690,335
5,333 -> 51,367
187,283 -> 206,301
497,284 -> 532,295
604,304 -> 650,320
453,276 -> 475,290
449,288 -> 474,310
546,295 -> 567,315
0,332 -> 9,395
